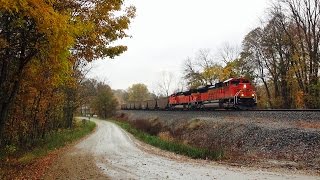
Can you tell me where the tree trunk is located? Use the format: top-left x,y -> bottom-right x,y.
261,78 -> 273,108
64,87 -> 77,129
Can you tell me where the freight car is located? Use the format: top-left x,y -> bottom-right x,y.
122,77 -> 257,110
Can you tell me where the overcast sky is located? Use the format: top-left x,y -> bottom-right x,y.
87,0 -> 270,92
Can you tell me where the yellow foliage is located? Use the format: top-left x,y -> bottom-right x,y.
221,65 -> 233,80
127,83 -> 150,101
201,65 -> 223,84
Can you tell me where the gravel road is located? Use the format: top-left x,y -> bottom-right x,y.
55,118 -> 318,180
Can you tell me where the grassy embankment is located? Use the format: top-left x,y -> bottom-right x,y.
112,119 -> 223,160
0,118 -> 96,173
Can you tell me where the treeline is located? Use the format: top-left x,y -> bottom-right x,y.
183,0 -> 320,109
0,0 -> 135,149
113,83 -> 158,104
242,0 -> 320,108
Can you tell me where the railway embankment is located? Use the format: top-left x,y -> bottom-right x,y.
117,110 -> 320,174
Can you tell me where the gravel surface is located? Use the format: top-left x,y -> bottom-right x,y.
45,118 -> 320,179
44,150 -> 108,180
120,110 -> 320,173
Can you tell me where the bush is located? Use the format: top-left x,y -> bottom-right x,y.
305,83 -> 320,108
131,118 -> 166,136
0,119 -> 96,163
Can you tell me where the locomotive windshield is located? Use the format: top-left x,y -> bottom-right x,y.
231,80 -> 240,85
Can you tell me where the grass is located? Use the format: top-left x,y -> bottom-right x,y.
1,118 -> 96,164
111,119 -> 223,160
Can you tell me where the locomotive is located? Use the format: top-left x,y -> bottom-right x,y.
121,77 -> 257,110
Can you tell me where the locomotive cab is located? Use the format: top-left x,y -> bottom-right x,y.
223,78 -> 257,109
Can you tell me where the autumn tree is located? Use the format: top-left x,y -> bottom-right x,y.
242,28 -> 273,107
127,83 -> 151,101
241,13 -> 294,108
0,0 -> 135,147
277,0 -> 320,108
113,89 -> 128,105
183,57 -> 204,88
182,48 -> 254,89
221,57 -> 255,81
183,49 -> 225,88
240,0 -> 320,108
0,0 -> 78,142
59,0 -> 135,128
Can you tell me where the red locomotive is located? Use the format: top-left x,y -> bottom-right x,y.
121,77 -> 257,110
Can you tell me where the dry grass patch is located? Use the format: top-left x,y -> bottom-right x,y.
187,119 -> 204,130
158,131 -> 174,142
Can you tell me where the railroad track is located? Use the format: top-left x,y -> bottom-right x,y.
120,109 -> 320,122
249,109 -> 320,111
122,108 -> 320,112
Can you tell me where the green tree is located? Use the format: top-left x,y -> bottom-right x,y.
92,83 -> 118,119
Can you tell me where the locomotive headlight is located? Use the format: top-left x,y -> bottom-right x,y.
243,84 -> 247,89
241,94 -> 244,97
252,93 -> 255,97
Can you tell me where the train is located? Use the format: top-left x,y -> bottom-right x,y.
121,77 -> 257,110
